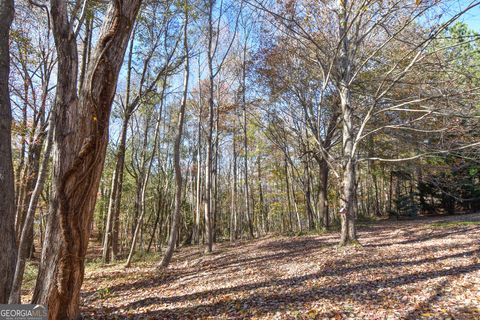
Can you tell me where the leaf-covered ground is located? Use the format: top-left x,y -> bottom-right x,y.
79,214 -> 480,319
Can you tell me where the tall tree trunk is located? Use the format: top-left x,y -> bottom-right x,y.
212,108 -> 219,242
31,2 -> 142,318
9,110 -> 55,304
103,107 -> 132,263
339,90 -> 357,245
159,9 -> 189,268
15,92 -> 27,210
241,42 -> 254,239
193,61 -> 203,246
125,86 -> 164,268
338,0 -> 357,246
193,116 -> 202,244
0,0 -> 17,304
110,33 -> 137,260
230,114 -> 238,241
204,0 -> 215,253
102,165 -> 117,263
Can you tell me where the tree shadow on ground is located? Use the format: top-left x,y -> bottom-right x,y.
403,279 -> 448,320
80,218 -> 480,319
81,244 -> 480,319
83,237 -> 333,299
82,261 -> 480,319
364,226 -> 480,248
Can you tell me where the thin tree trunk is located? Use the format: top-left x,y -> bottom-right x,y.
212,108 -> 219,242
257,156 -> 266,234
241,41 -> 254,239
147,187 -> 164,253
125,85 -> 165,268
78,15 -> 91,91
110,31 -> 137,260
194,125 -> 202,244
284,156 -> 294,232
318,160 -> 329,229
204,0 -> 215,253
9,109 -> 55,303
103,110 -> 131,263
159,9 -> 189,268
230,118 -> 238,241
304,159 -> 315,230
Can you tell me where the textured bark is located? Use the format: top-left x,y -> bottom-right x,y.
31,1 -> 142,318
78,15 -> 92,91
0,0 -> 17,304
339,86 -> 357,245
338,0 -> 357,246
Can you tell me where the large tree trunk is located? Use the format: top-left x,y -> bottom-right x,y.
31,1 -> 142,318
0,0 -> 17,304
159,9 -> 189,268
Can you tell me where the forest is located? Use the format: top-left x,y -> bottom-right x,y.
0,0 -> 479,319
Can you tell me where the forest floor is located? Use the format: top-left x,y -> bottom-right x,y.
35,214 -> 480,319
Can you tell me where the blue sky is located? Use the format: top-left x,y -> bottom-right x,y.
461,5 -> 480,31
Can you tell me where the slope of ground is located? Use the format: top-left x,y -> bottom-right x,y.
79,214 -> 480,319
